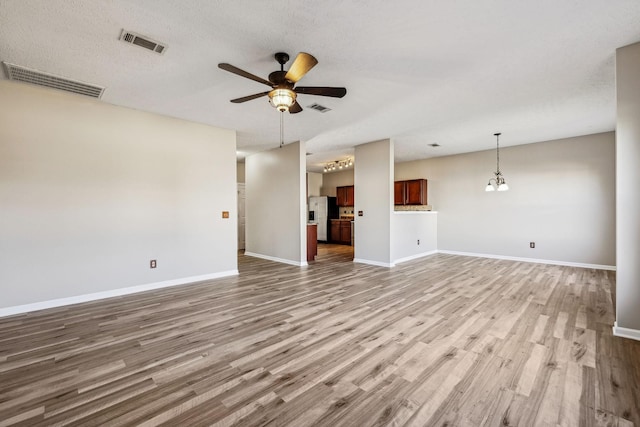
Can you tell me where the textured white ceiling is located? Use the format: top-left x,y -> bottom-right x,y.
1,1 -> 639,172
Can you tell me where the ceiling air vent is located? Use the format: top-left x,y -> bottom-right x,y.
2,62 -> 105,98
308,103 -> 332,113
120,30 -> 167,54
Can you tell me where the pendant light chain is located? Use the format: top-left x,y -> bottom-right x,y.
485,132 -> 509,192
496,132 -> 500,174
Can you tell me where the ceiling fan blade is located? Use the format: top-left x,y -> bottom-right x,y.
230,91 -> 270,103
295,86 -> 347,98
218,63 -> 273,87
289,101 -> 303,114
285,52 -> 318,83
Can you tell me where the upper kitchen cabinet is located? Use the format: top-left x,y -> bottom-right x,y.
336,185 -> 355,206
394,181 -> 405,205
395,179 -> 428,205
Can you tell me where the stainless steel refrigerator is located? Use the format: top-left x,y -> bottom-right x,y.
308,196 -> 338,241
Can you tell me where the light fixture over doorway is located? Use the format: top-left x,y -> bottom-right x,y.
323,158 -> 353,172
485,132 -> 509,192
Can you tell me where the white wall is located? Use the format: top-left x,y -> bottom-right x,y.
0,81 -> 237,311
392,212 -> 438,263
354,139 -> 393,266
615,41 -> 640,337
320,169 -> 354,196
245,141 -> 306,265
396,132 -> 615,267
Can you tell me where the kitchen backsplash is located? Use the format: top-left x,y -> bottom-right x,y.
340,207 -> 354,216
394,204 -> 433,211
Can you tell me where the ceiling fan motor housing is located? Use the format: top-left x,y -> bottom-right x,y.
268,70 -> 292,87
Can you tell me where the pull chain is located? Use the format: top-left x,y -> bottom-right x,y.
280,111 -> 284,148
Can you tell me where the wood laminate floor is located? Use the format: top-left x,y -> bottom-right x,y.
1,248 -> 639,426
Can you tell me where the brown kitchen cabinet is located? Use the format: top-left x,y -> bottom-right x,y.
394,181 -> 405,205
340,221 -> 351,244
329,219 -> 352,245
330,220 -> 340,243
336,185 -> 354,207
394,179 -> 428,205
306,224 -> 317,262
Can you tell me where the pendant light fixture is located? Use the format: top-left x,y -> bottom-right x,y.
485,132 -> 509,192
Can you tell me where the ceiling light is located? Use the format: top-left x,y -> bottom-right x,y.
324,158 -> 353,172
269,88 -> 296,112
485,132 -> 509,192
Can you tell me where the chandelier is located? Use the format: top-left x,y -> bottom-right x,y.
323,158 -> 353,173
485,132 -> 509,192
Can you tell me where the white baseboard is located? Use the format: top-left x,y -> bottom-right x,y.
393,250 -> 438,265
353,258 -> 395,268
613,322 -> 640,341
437,250 -> 616,271
244,251 -> 308,267
0,270 -> 239,318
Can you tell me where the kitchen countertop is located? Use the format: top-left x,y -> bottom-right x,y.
393,210 -> 437,214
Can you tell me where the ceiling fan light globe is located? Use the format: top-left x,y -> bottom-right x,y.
485,183 -> 495,192
498,183 -> 509,191
269,88 -> 296,112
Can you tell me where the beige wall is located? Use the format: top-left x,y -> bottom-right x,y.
320,169 -> 354,196
245,141 -> 306,265
615,41 -> 640,336
392,212 -> 438,263
237,162 -> 245,183
354,139 -> 394,266
307,172 -> 323,198
395,132 -> 615,267
0,81 -> 238,310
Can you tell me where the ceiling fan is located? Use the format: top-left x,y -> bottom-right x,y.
218,52 -> 346,114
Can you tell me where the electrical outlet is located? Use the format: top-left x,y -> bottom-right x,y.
529,242 -> 535,249
150,259 -> 157,268
417,239 -> 420,245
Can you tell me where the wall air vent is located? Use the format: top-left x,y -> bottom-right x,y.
2,62 -> 105,98
120,30 -> 167,54
308,103 -> 332,113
